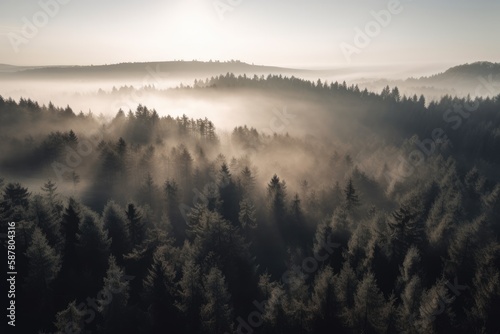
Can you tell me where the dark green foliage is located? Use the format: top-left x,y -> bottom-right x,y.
98,256 -> 132,333
200,267 -> 234,334
41,179 -> 63,216
309,266 -> 343,333
1,182 -> 31,221
29,195 -> 62,249
343,178 -> 360,212
238,197 -> 257,229
25,227 -> 61,290
176,260 -> 203,333
218,163 -> 240,225
137,173 -> 161,213
76,209 -> 111,297
54,301 -> 86,334
24,228 -> 61,330
350,272 -> 387,333
239,166 -> 256,196
388,203 -> 424,259
468,241 -> 500,332
103,200 -> 131,262
126,203 -> 145,248
164,179 -> 186,242
60,198 -> 82,277
267,174 -> 288,240
142,249 -> 180,333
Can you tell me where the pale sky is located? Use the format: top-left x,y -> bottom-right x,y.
0,0 -> 499,68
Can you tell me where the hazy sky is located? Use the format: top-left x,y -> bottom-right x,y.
1,0 -> 499,68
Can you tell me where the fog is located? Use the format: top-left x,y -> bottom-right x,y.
1,61 -> 499,197
1,61 -> 498,133
1,61 -> 500,334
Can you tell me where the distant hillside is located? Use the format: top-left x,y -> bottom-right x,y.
355,62 -> 500,99
430,62 -> 500,79
0,64 -> 42,73
0,60 -> 307,80
2,60 -> 499,98
407,61 -> 500,95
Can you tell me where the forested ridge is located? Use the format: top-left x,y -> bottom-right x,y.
1,75 -> 500,333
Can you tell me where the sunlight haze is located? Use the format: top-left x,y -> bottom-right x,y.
1,0 -> 499,68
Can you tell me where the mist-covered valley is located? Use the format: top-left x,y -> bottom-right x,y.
3,61 -> 499,126
1,60 -> 500,334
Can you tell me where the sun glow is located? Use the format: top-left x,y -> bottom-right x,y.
164,1 -> 220,53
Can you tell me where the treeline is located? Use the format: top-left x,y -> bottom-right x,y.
0,96 -> 103,125
93,74 -> 500,165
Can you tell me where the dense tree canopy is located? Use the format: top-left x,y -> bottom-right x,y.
1,76 -> 499,333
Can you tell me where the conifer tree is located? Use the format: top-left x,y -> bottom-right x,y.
267,174 -> 287,234
41,179 -> 62,215
126,203 -> 145,248
218,163 -> 240,225
24,228 -> 62,329
2,182 -> 30,207
54,301 -> 85,334
67,129 -> 78,147
398,275 -> 423,334
143,249 -> 180,332
60,198 -> 82,273
343,178 -> 360,212
238,197 -> 257,229
351,272 -> 387,333
417,280 -> 454,333
29,194 -> 62,249
1,182 -> 31,222
164,180 -> 186,242
177,259 -> 203,333
25,227 -> 61,290
76,210 -> 111,296
103,200 -> 131,262
98,256 -> 131,333
388,204 -> 424,258
468,241 -> 500,332
239,166 -> 256,196
335,263 -> 358,326
262,282 -> 287,332
201,267 -> 234,334
309,266 -> 342,332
